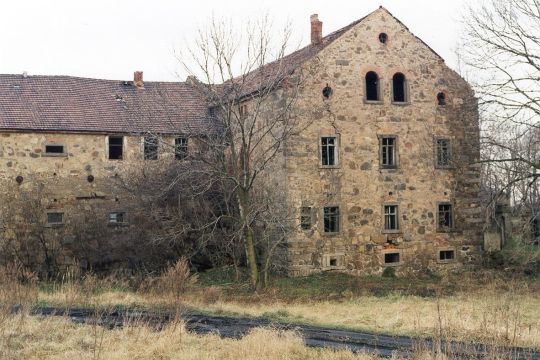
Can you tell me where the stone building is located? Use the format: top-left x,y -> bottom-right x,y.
0,7 -> 483,275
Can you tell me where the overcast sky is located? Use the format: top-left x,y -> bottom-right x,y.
0,0 -> 469,82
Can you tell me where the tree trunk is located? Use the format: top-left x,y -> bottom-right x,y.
238,190 -> 258,287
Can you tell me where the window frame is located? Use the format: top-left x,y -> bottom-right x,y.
379,135 -> 399,169
42,143 -> 68,157
107,135 -> 125,160
364,71 -> 382,103
175,137 -> 188,160
46,211 -> 65,227
434,137 -> 452,169
382,250 -> 402,266
391,73 -> 409,104
382,204 -> 400,233
143,135 -> 159,160
319,135 -> 339,168
437,248 -> 456,263
437,202 -> 454,232
322,206 -> 340,235
300,206 -> 313,231
108,211 -> 128,226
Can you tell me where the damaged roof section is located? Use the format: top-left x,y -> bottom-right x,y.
0,74 -> 213,135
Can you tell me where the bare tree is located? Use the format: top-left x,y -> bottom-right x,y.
461,0 -> 540,214
169,16 -> 321,288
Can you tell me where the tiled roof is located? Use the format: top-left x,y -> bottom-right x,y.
0,75 -> 212,135
222,14 -> 370,100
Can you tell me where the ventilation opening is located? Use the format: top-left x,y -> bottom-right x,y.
392,73 -> 406,102
384,252 -> 400,264
365,71 -> 379,101
45,145 -> 65,154
439,250 -> 455,261
322,84 -> 333,99
437,92 -> 446,106
379,33 -> 388,44
329,258 -> 337,267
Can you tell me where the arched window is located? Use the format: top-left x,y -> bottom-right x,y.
437,92 -> 446,106
392,73 -> 406,103
365,71 -> 380,101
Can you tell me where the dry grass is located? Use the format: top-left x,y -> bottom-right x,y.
0,314 -> 378,360
37,284 -> 540,348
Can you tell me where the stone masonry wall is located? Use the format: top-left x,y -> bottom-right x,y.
284,8 -> 483,276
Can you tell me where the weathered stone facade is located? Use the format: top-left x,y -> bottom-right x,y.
0,7 -> 483,275
278,8 -> 483,275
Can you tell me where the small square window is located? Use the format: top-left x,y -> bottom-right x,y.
323,206 -> 340,233
321,137 -> 337,166
384,252 -> 400,264
384,205 -> 399,231
300,207 -> 312,230
108,136 -> 124,160
144,136 -> 158,160
108,212 -> 126,224
47,212 -> 64,225
439,250 -> 455,261
175,137 -> 188,160
438,203 -> 453,231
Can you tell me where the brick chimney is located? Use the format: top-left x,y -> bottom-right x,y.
310,14 -> 322,45
134,71 -> 144,88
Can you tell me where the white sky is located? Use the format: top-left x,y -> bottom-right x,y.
0,0 -> 469,82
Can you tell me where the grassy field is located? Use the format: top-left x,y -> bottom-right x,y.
1,262 -> 539,358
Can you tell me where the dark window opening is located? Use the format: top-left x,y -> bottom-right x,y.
144,136 -> 158,160
379,33 -> 388,44
365,71 -> 380,101
329,258 -> 337,267
45,145 -> 65,154
108,136 -> 124,160
436,138 -> 451,167
109,212 -> 126,224
384,252 -> 400,264
300,207 -> 312,230
392,73 -> 406,102
239,104 -> 248,119
438,204 -> 453,230
384,205 -> 399,231
47,212 -> 64,225
439,250 -> 455,261
321,137 -> 337,166
175,137 -> 188,160
532,218 -> 540,238
322,84 -> 333,99
380,137 -> 397,168
437,92 -> 446,106
323,206 -> 340,233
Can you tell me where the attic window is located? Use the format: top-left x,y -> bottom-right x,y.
437,92 -> 446,106
379,33 -> 388,44
322,84 -> 333,99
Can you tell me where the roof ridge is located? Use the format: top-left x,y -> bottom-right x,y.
0,74 -> 189,85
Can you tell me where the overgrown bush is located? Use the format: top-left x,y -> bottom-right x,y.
487,237 -> 540,276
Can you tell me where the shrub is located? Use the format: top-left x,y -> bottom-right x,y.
158,258 -> 198,299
